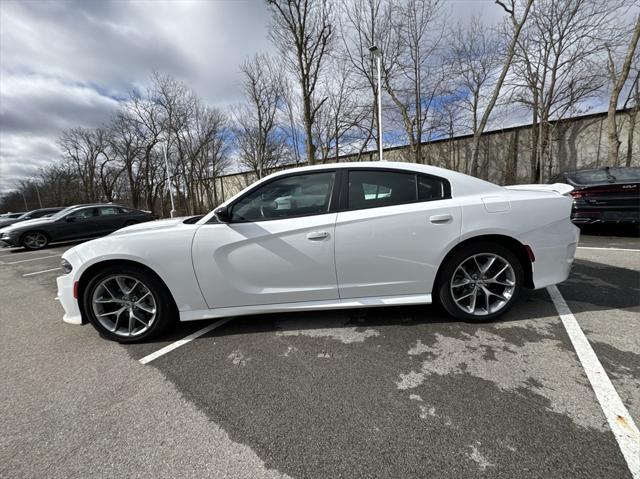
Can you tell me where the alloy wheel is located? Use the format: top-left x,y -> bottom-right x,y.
450,253 -> 516,316
23,232 -> 47,249
91,275 -> 157,337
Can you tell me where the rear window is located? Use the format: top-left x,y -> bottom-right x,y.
568,167 -> 640,185
348,170 -> 449,210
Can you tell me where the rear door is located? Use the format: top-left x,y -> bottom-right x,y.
94,206 -> 126,234
335,169 -> 461,299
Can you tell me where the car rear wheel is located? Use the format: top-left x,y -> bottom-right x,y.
83,265 -> 174,343
438,242 -> 523,321
21,231 -> 49,250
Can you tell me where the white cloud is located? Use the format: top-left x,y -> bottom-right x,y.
0,0 -> 274,193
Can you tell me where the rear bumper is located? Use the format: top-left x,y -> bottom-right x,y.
519,219 -> 580,289
571,207 -> 639,224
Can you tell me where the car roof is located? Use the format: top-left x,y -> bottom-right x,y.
263,161 -> 499,193
200,161 -> 501,224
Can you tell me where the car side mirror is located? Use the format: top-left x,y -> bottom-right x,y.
214,206 -> 231,223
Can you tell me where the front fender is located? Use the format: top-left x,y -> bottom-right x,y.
69,231 -> 208,314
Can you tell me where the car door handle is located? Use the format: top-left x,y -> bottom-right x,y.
306,231 -> 330,240
429,214 -> 453,224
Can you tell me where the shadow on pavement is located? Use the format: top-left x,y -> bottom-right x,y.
137,255 -> 639,348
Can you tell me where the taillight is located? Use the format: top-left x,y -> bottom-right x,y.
524,245 -> 536,263
570,190 -> 584,198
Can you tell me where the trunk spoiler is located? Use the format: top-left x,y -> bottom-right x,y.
504,183 -> 574,196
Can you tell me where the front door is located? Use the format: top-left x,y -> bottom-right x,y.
192,171 -> 339,309
334,169 -> 461,299
55,207 -> 98,240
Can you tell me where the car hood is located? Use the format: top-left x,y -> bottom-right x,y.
0,217 -> 54,233
0,218 -> 20,228
109,217 -> 192,237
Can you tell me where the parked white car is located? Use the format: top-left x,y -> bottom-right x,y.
57,162 -> 579,342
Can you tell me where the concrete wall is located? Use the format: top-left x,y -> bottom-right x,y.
210,109 -> 639,204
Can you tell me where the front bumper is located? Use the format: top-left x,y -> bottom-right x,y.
0,235 -> 19,247
56,250 -> 84,325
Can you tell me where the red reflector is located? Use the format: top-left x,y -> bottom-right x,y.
73,281 -> 79,299
524,245 -> 535,262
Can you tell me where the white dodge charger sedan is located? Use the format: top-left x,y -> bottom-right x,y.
57,162 -> 579,342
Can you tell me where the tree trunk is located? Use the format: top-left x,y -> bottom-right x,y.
627,108 -> 638,167
607,16 -> 640,165
303,93 -> 316,165
470,0 -> 533,176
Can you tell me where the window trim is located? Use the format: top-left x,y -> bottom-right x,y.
339,167 -> 452,212
221,169 -> 340,224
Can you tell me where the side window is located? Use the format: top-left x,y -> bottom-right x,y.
348,170 -> 417,210
230,172 -> 336,222
67,208 -> 95,220
417,175 -> 447,201
98,207 -> 120,216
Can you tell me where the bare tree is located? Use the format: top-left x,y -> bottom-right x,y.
313,60 -> 369,162
379,0 -> 445,164
279,77 -> 304,165
267,0 -> 334,164
176,105 -> 230,212
451,17 -> 504,140
339,0 -> 392,156
234,54 -> 285,178
58,127 -> 108,202
511,0 -> 625,181
605,13 -> 640,165
108,111 -> 145,208
469,0 -> 533,178
623,67 -> 640,167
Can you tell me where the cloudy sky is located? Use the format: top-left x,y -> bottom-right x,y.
0,0 -> 504,194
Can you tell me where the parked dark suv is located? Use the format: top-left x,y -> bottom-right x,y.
552,167 -> 640,226
0,204 -> 154,250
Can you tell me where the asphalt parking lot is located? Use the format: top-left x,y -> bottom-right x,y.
1,233 -> 638,478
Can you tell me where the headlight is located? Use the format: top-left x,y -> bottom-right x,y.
60,258 -> 73,274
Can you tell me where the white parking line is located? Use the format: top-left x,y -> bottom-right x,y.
577,246 -> 640,252
1,254 -> 60,265
138,318 -> 232,365
23,267 -> 62,277
547,285 -> 639,478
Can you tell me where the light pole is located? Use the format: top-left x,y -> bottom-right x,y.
162,138 -> 177,218
21,191 -> 28,211
369,45 -> 384,162
34,181 -> 42,208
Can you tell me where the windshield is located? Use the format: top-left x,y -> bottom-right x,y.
17,210 -> 39,220
49,205 -> 81,220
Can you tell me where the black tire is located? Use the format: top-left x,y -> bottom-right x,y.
21,230 -> 50,250
83,264 -> 175,343
437,242 -> 524,322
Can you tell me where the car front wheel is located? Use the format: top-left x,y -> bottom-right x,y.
438,242 -> 523,321
22,231 -> 49,250
83,265 -> 174,342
